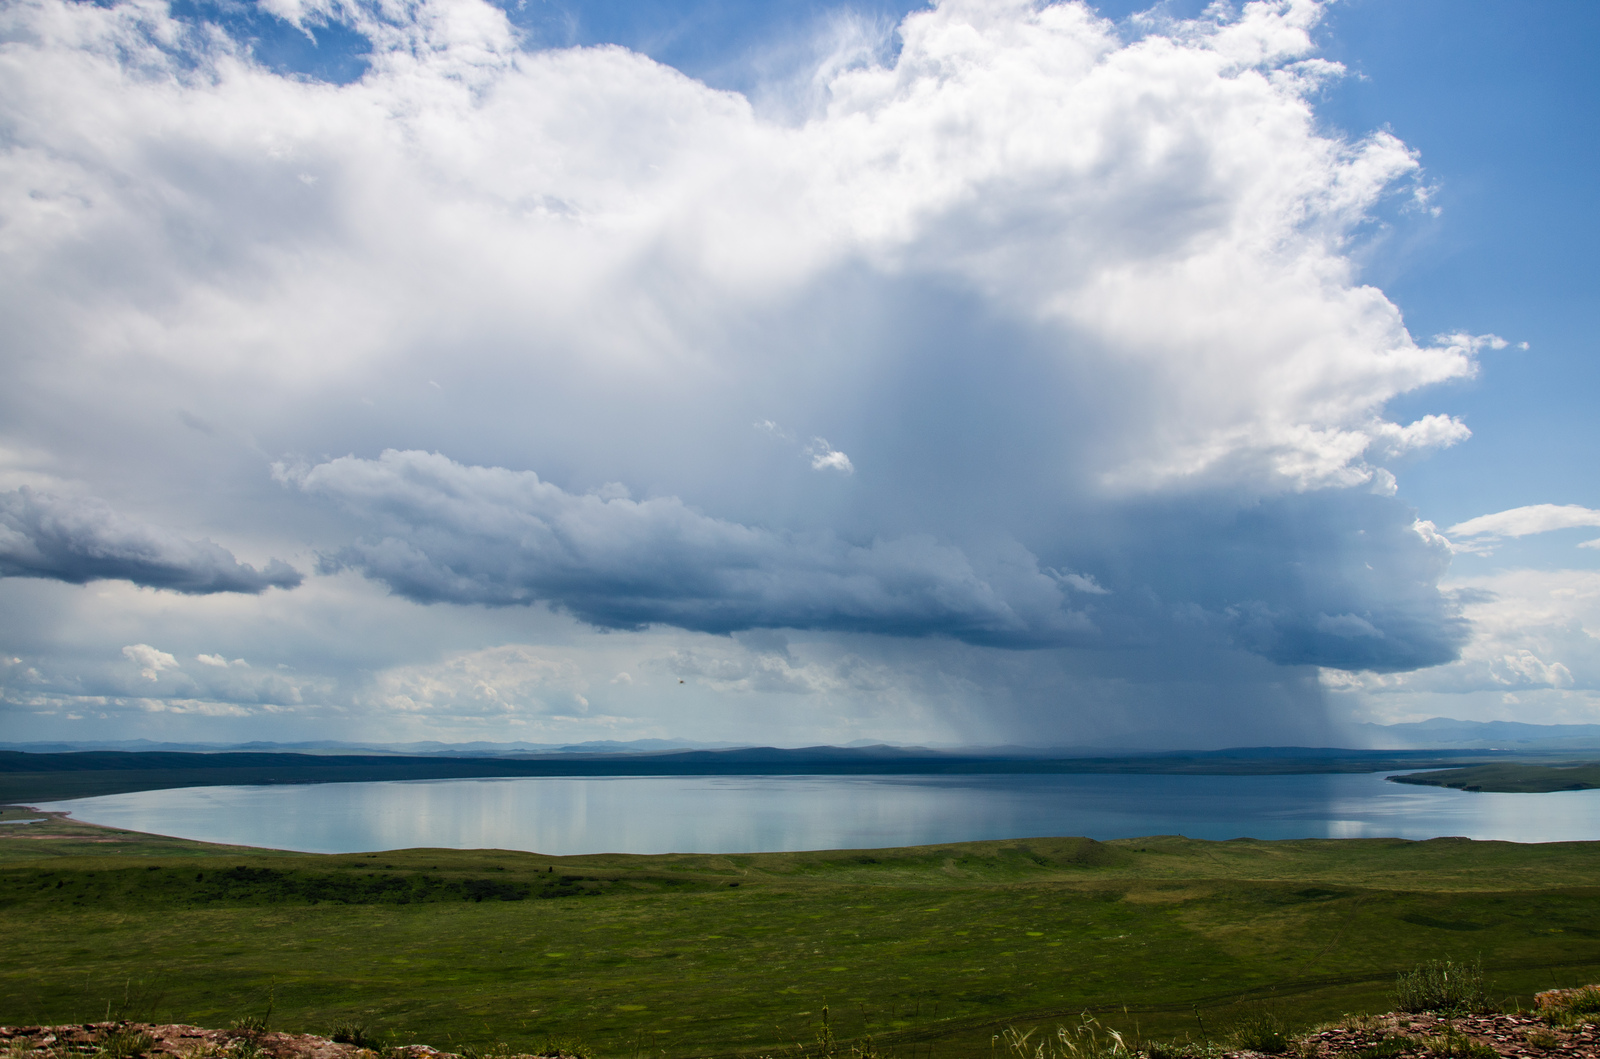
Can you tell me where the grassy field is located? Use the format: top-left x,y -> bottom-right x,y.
1390,762 -> 1600,793
2,806 -> 1599,1058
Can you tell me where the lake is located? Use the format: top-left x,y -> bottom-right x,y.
35,771 -> 1600,854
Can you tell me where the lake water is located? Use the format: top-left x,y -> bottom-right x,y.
36,772 -> 1600,854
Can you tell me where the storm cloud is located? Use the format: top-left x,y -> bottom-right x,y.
0,489 -> 302,595
286,450 -> 1095,645
0,0 -> 1509,744
286,450 -> 1464,671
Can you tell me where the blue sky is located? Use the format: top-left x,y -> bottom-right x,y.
1,0 -> 1596,748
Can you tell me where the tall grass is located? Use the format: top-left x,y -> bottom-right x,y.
1225,1010 -> 1289,1055
998,1014 -> 1130,1059
93,1031 -> 154,1059
1395,959 -> 1492,1014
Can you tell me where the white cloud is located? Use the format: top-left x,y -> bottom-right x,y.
1319,568 -> 1600,724
1367,413 -> 1472,458
0,0 -> 1500,743
804,438 -> 854,474
372,644 -> 591,718
1448,504 -> 1600,541
0,0 -> 1476,498
122,643 -> 179,681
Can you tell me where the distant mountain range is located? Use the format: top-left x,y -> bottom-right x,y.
1350,718 -> 1600,750
5,717 -> 1600,756
0,737 -> 747,756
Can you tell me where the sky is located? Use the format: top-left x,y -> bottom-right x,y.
1,0 -> 1596,749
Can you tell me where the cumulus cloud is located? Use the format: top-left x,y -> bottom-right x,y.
5,626 -> 324,720
0,0 -> 1475,495
372,644 -> 594,719
804,438 -> 855,474
0,0 -> 1498,741
0,489 -> 303,594
1320,568 -> 1600,724
122,643 -> 179,682
758,423 -> 855,474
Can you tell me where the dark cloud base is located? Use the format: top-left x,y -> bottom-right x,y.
0,488 -> 302,595
295,451 -> 1466,673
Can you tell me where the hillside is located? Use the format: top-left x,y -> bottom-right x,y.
3,808 -> 1600,1056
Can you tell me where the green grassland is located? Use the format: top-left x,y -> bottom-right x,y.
3,808 -> 1600,1057
1389,762 -> 1600,793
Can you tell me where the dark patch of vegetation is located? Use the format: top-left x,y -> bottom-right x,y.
1397,914 -> 1494,933
330,1021 -> 382,1048
0,864 -> 550,907
1389,763 -> 1600,793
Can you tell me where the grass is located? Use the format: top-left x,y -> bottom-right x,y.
2,822 -> 1599,1058
999,1015 -> 1132,1059
1536,983 -> 1600,1027
94,1031 -> 156,1059
1224,1009 -> 1289,1054
1394,960 -> 1493,1015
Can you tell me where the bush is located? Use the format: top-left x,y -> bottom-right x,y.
330,1023 -> 380,1049
231,1017 -> 269,1037
1395,959 -> 1492,1014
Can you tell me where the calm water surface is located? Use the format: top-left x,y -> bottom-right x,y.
37,772 -> 1600,854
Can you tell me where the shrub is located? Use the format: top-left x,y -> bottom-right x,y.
330,1023 -> 378,1049
231,1017 -> 269,1037
1395,959 -> 1492,1014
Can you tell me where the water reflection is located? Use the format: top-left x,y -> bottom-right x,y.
36,772 -> 1600,855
